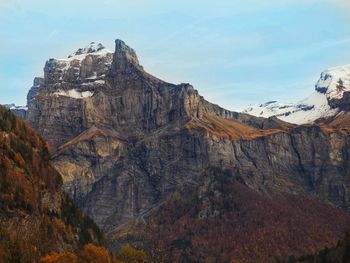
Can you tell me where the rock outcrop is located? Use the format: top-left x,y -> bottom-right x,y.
24,39 -> 350,261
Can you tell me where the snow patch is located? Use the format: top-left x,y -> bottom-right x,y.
53,89 -> 94,99
81,80 -> 105,86
53,42 -> 113,73
57,42 -> 112,63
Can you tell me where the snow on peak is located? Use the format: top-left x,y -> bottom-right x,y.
243,65 -> 350,124
3,104 -> 28,111
56,42 -> 113,63
68,42 -> 112,59
53,89 -> 94,99
45,41 -> 114,83
244,91 -> 337,125
316,64 -> 350,100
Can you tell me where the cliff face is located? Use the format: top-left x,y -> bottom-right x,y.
0,106 -> 102,262
25,39 -> 350,261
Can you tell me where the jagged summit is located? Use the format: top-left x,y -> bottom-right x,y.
42,41 -> 114,84
56,41 -> 113,62
34,39 -> 146,86
69,42 -> 109,57
114,39 -> 139,64
111,39 -> 142,74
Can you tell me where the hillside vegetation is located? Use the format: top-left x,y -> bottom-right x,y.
0,106 -> 103,262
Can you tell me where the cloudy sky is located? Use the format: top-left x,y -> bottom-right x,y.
1,0 -> 350,110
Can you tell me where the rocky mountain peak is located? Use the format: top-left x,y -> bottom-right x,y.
69,42 -> 107,57
111,39 -> 142,74
42,42 -> 113,85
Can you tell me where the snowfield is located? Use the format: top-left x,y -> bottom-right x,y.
244,64 -> 350,124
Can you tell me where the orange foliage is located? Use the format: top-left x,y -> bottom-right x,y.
0,106 -> 103,262
40,252 -> 78,263
40,244 -> 124,263
79,244 -> 111,263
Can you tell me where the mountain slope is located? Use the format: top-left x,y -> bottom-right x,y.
109,167 -> 350,262
0,106 -> 103,262
23,39 -> 350,262
283,233 -> 350,263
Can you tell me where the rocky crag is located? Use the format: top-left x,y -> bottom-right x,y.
23,39 -> 350,261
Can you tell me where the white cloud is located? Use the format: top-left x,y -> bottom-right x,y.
331,0 -> 350,9
0,0 -> 11,8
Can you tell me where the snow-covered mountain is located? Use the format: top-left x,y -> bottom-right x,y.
3,103 -> 27,118
244,64 -> 350,124
3,42 -> 113,119
3,103 -> 27,111
43,41 -> 113,85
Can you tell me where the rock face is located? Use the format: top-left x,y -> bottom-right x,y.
25,39 -> 350,261
27,77 -> 44,104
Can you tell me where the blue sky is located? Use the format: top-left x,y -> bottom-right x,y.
1,0 -> 350,110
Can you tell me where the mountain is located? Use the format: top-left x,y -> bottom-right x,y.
0,106 -> 103,262
244,65 -> 350,125
23,39 -> 350,262
3,103 -> 27,119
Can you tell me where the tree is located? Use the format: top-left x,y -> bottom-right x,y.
79,243 -> 111,263
118,245 -> 147,263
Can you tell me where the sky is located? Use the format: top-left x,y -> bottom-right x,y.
1,0 -> 350,110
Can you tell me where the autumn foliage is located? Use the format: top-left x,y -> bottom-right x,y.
40,252 -> 78,263
0,107 -> 103,262
123,167 -> 350,262
40,244 -> 147,263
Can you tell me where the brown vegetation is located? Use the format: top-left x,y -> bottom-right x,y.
117,168 -> 350,262
186,114 -> 287,141
40,244 -> 147,263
